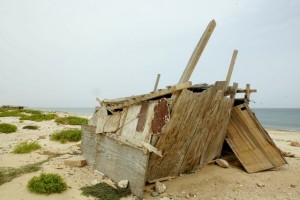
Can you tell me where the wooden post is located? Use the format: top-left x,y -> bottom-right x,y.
179,20 -> 216,83
225,50 -> 238,88
245,84 -> 251,102
153,74 -> 161,91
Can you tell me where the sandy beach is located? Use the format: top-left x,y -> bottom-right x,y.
0,113 -> 299,200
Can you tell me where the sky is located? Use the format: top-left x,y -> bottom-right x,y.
0,0 -> 299,108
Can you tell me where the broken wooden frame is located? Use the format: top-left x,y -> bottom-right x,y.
81,20 -> 286,198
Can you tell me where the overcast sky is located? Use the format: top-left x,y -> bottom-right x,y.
0,0 -> 299,108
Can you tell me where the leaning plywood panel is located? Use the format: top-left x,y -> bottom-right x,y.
95,134 -> 149,198
226,104 -> 286,173
147,82 -> 232,180
81,125 -> 97,166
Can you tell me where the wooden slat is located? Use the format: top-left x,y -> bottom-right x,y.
95,134 -> 149,198
147,81 -> 233,180
226,104 -> 286,173
98,81 -> 192,111
81,125 -> 97,166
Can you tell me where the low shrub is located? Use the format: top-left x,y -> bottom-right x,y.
23,125 -> 39,130
80,182 -> 131,200
0,160 -> 48,185
55,116 -> 88,125
0,123 -> 17,133
20,113 -> 57,122
13,141 -> 41,154
50,129 -> 81,143
27,173 -> 67,194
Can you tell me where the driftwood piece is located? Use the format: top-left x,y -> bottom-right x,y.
95,134 -> 149,198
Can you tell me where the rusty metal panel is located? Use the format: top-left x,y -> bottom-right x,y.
226,104 -> 286,173
151,98 -> 170,134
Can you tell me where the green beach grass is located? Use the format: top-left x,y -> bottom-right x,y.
50,129 -> 81,143
13,141 -> 42,154
0,123 -> 17,133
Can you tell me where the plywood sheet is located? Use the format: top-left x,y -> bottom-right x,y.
226,104 -> 287,173
95,134 -> 148,198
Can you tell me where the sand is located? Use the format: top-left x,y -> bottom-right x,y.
0,114 -> 299,200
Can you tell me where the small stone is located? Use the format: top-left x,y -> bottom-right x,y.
155,181 -> 167,194
151,191 -> 159,197
257,182 -> 265,187
160,197 -> 170,200
91,179 -> 100,185
215,159 -> 229,168
291,184 -> 296,188
40,150 -> 59,158
290,141 -> 300,147
118,180 -> 129,188
64,156 -> 87,167
38,135 -> 46,140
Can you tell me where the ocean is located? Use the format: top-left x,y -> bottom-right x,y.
31,107 -> 300,132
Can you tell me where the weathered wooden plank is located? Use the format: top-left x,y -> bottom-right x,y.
81,125 -> 97,166
147,81 -> 233,180
96,112 -> 121,133
225,50 -> 238,88
226,104 -> 287,173
179,20 -> 216,83
95,134 -> 149,198
98,81 -> 192,111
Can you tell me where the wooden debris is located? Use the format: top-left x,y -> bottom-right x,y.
153,74 -> 161,91
225,50 -> 238,87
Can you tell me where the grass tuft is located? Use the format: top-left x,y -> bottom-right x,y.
50,129 -> 81,143
13,141 -> 42,154
80,182 -> 131,200
27,173 -> 67,194
20,113 -> 57,122
0,123 -> 17,133
55,116 -> 88,125
0,160 -> 48,185
0,108 -> 57,122
23,125 -> 39,130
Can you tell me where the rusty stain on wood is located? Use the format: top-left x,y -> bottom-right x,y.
136,102 -> 149,133
151,98 -> 170,134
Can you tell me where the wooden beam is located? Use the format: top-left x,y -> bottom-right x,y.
179,20 -> 216,83
245,84 -> 251,102
153,74 -> 161,91
225,50 -> 238,87
99,82 -> 192,111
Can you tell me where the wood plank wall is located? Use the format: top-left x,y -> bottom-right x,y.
147,81 -> 233,180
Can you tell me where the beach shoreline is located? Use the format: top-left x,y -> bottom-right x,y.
0,111 -> 299,200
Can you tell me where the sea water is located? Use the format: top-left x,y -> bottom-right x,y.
252,108 -> 300,131
31,107 -> 300,132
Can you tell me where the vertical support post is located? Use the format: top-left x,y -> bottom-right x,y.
245,84 -> 251,103
178,20 -> 216,83
153,74 -> 161,91
225,50 -> 238,88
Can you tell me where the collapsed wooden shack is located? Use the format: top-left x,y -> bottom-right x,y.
81,20 -> 286,198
